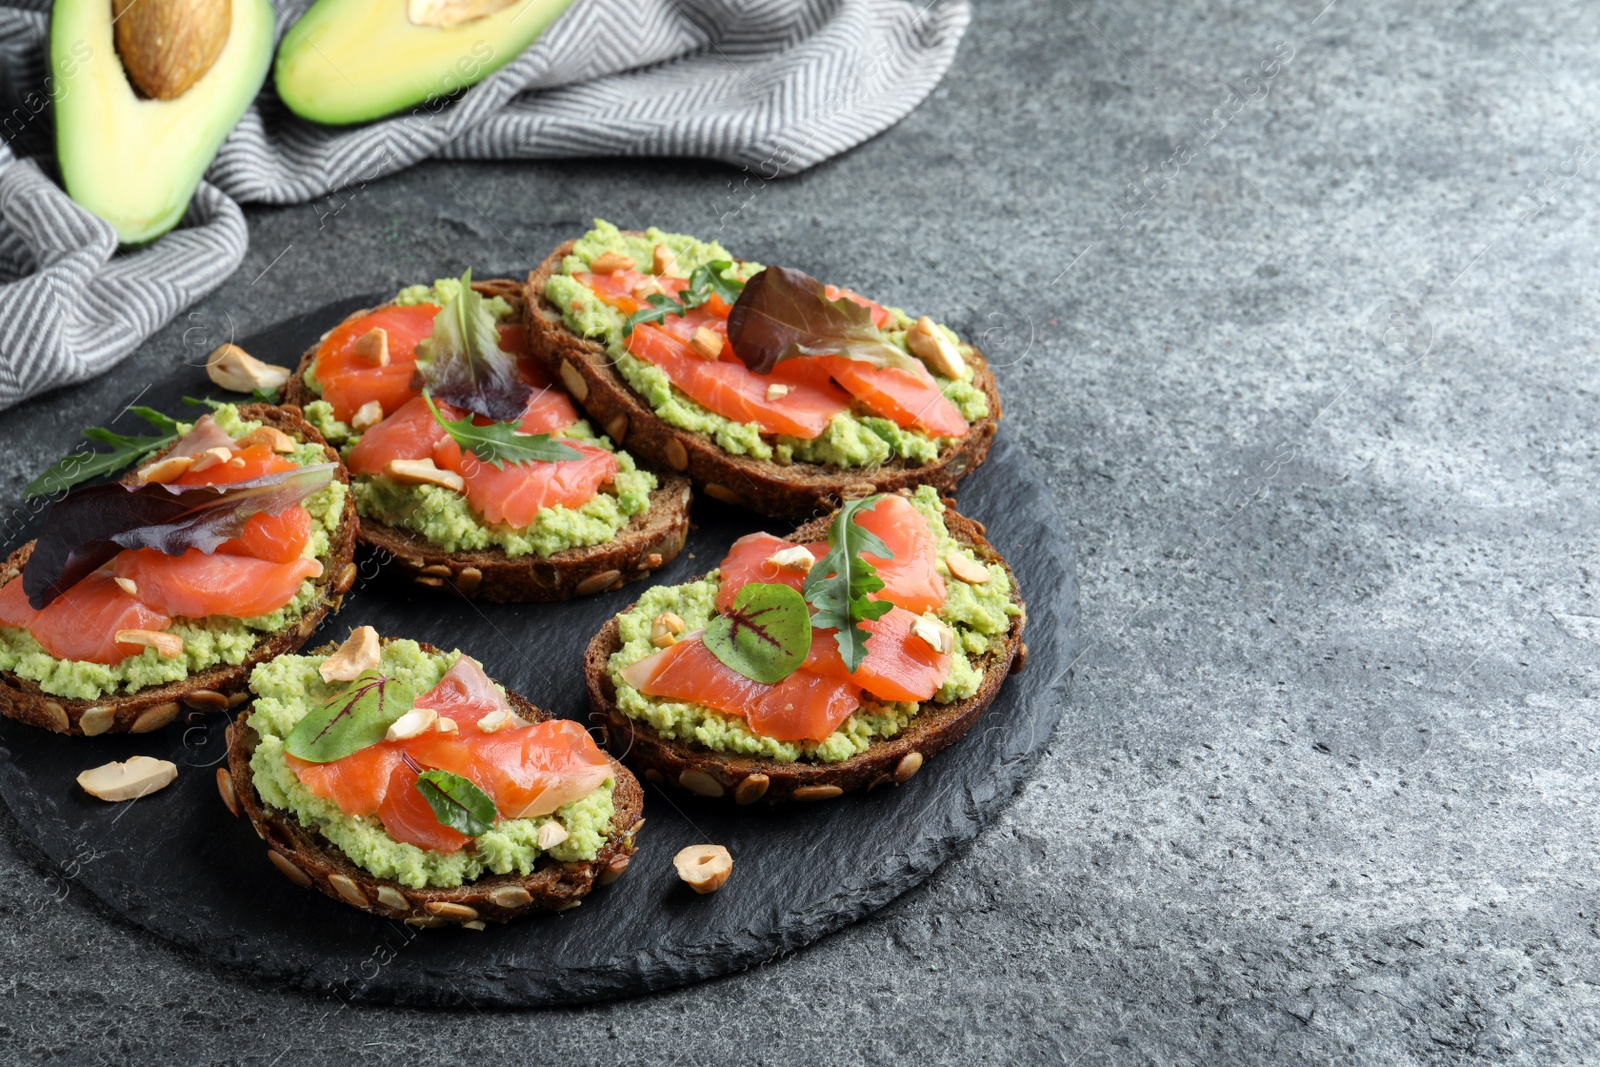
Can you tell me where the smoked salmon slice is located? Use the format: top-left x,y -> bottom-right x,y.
221,508 -> 313,565
345,395 -> 449,475
627,323 -> 849,439
457,720 -> 614,819
434,438 -> 617,530
714,533 -> 825,612
575,270 -> 691,317
821,357 -> 968,438
314,305 -> 442,423
0,573 -> 172,664
804,606 -> 952,703
621,635 -> 862,743
290,743 -> 404,817
114,549 -> 321,619
378,762 -> 473,853
410,656 -> 512,730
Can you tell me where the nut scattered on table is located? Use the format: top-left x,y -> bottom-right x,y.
673,844 -> 733,895
206,343 -> 290,394
77,756 -> 178,802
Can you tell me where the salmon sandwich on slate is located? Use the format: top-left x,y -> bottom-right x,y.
282,272 -> 690,601
527,221 -> 1001,519
223,629 -> 642,924
0,405 -> 357,736
584,487 -> 1025,803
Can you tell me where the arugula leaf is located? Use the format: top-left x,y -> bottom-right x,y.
421,391 -> 583,469
620,259 -> 745,335
22,464 -> 336,608
415,769 -> 497,837
413,269 -> 532,422
725,266 -> 919,375
24,407 -> 186,499
802,496 -> 896,673
704,582 -> 813,684
284,672 -> 415,763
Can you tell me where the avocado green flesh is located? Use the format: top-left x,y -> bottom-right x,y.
275,0 -> 578,125
51,0 -> 275,245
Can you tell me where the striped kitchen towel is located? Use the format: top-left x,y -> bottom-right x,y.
0,0 -> 969,410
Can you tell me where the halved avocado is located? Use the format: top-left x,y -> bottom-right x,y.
51,0 -> 275,246
274,0 -> 577,126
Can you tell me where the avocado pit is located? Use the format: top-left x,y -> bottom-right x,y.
111,0 -> 231,100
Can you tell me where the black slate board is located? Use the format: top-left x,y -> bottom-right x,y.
0,298 -> 1078,1008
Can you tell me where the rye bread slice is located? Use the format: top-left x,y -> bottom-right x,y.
282,278 -> 693,602
523,236 -> 1003,520
0,405 -> 359,737
583,494 -> 1028,804
222,644 -> 643,925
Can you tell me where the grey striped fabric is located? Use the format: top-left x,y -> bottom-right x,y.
0,0 -> 968,410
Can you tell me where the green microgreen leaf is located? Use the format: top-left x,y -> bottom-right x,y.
704,582 -> 813,684
802,496 -> 896,673
421,390 -> 583,469
24,407 -> 186,499
284,671 -> 415,763
620,259 -> 745,335
415,768 -> 497,837
414,268 -> 532,422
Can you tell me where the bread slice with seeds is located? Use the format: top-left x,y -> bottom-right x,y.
583,493 -> 1027,804
524,233 -> 1003,520
282,278 -> 692,602
222,640 -> 643,925
0,405 -> 358,737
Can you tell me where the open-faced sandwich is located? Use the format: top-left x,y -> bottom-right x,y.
223,629 -> 642,925
282,273 -> 691,601
0,404 -> 356,736
527,221 -> 1001,519
584,487 -> 1025,802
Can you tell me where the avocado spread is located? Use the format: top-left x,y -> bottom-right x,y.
543,220 -> 991,469
0,405 -> 348,701
303,281 -> 658,559
607,488 -> 1020,763
248,640 -> 615,889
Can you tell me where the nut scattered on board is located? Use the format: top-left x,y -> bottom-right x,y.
351,326 -> 390,367
689,327 -> 723,361
320,625 -> 381,682
236,425 -> 296,453
206,343 -> 291,394
537,820 -> 569,849
386,706 -> 438,741
588,250 -> 635,274
116,628 -> 184,658
945,552 -> 990,584
905,316 -> 967,379
351,399 -> 384,433
650,611 -> 685,648
135,454 -> 193,483
77,756 -> 178,802
767,545 -> 814,573
673,844 -> 733,894
385,458 -> 465,492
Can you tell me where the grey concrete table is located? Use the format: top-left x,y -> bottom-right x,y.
2,0 -> 1596,1062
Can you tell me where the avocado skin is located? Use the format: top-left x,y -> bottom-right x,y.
274,0 -> 578,126
51,0 -> 275,246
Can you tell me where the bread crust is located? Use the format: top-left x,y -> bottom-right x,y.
223,646 -> 643,925
523,237 -> 1003,520
583,496 -> 1027,803
0,405 -> 359,737
282,278 -> 693,602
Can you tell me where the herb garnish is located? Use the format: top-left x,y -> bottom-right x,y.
284,671 -> 415,763
622,260 -> 746,334
725,266 -> 919,375
421,391 -> 582,468
412,269 -> 532,422
704,582 -> 813,684
413,765 -> 497,837
24,407 -> 185,499
801,496 -> 895,673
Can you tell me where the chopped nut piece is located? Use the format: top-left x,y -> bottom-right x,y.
206,343 -> 291,394
632,278 -> 665,300
386,707 -> 437,741
766,546 -> 815,573
435,716 -> 459,735
650,611 -> 685,648
135,454 -> 193,483
589,251 -> 635,274
77,756 -> 178,802
765,383 -> 791,401
384,458 -> 465,492
114,577 -> 139,597
236,425 -> 297,453
351,327 -> 390,367
476,708 -> 514,733
909,616 -> 954,655
652,243 -> 682,277
905,316 -> 967,379
673,844 -> 733,894
187,446 -> 233,474
689,327 -> 723,361
320,625 -> 381,682
537,821 -> 569,849
351,400 -> 384,433
945,551 -> 990,584
116,628 -> 184,658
